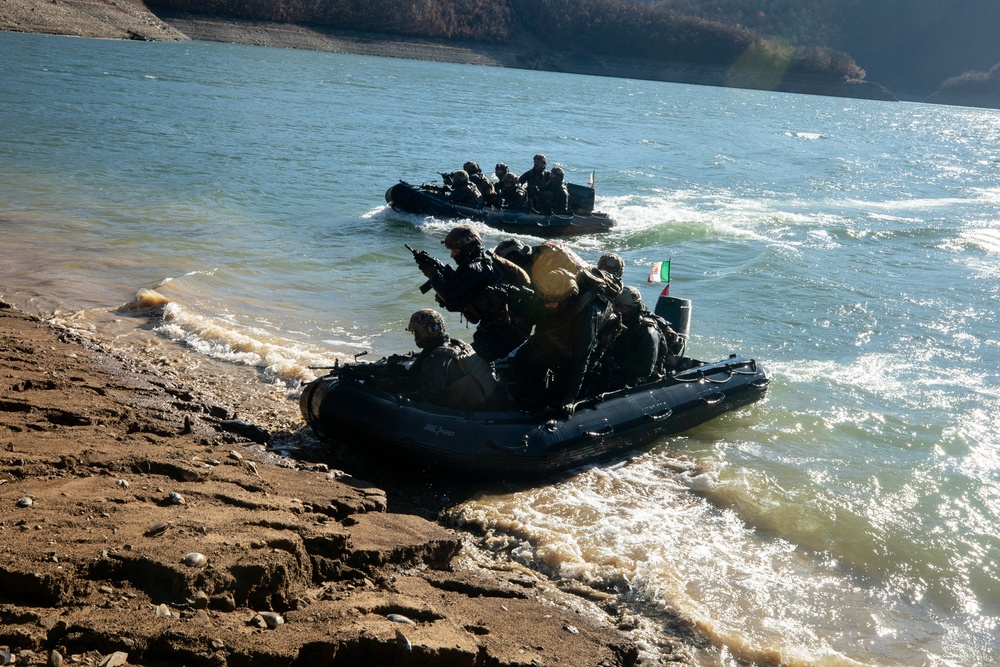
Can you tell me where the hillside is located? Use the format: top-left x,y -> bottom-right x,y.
654,0 -> 1000,107
0,0 -> 897,102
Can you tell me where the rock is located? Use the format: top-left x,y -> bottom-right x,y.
181,552 -> 207,568
98,652 -> 129,667
168,491 -> 185,505
211,593 -> 236,612
387,613 -> 415,625
144,522 -> 170,537
258,612 -> 284,629
16,496 -> 32,508
48,649 -> 63,667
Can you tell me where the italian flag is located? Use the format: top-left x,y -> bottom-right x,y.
588,171 -> 595,188
647,260 -> 670,294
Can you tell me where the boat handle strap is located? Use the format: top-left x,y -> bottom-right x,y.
584,424 -> 614,438
645,407 -> 674,421
701,392 -> 726,405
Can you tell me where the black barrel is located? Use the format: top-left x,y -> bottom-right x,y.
654,295 -> 691,354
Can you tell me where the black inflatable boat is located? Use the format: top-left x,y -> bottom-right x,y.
385,181 -> 616,237
300,353 -> 769,480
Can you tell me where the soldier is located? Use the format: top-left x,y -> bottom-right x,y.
518,153 -> 550,204
402,308 -> 505,410
493,162 -> 510,186
498,172 -> 529,210
602,286 -> 667,390
414,225 -> 529,362
511,267 -> 617,415
446,170 -> 485,208
534,166 -> 570,214
464,161 -> 498,206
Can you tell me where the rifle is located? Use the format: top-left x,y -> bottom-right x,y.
439,172 -> 454,187
405,244 -> 446,294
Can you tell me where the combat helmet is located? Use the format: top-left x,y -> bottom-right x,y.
406,308 -> 446,347
501,172 -> 518,186
463,161 -> 481,175
495,238 -> 531,260
615,285 -> 643,310
598,252 -> 624,278
550,166 -> 565,180
442,224 -> 482,250
451,170 -> 470,185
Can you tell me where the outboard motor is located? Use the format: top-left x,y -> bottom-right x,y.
653,294 -> 691,356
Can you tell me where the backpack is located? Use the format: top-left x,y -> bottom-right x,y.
430,341 -> 504,410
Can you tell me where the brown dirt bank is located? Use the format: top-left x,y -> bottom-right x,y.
1,300 -> 691,666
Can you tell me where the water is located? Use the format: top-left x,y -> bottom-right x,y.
2,30 -> 999,665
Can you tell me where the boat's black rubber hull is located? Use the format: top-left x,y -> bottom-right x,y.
301,357 -> 769,480
385,182 -> 616,237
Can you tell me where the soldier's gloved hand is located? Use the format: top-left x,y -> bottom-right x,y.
419,264 -> 437,278
561,402 -> 576,417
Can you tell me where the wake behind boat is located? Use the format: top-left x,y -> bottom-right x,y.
385,181 -> 616,237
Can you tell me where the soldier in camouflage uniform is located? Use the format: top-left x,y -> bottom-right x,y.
445,170 -> 485,208
402,308 -> 504,410
418,225 -> 529,362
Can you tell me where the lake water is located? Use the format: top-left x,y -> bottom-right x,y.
2,30 -> 998,666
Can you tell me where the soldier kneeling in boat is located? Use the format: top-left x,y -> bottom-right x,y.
402,308 -> 506,411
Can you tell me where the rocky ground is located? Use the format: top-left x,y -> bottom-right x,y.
1,302 -> 685,666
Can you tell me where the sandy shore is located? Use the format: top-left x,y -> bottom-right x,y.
1,300 -> 680,665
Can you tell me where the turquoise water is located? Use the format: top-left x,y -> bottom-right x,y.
2,30 -> 999,665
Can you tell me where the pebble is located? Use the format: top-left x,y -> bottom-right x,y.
386,613 -> 415,625
48,649 -> 63,667
155,604 -> 172,618
228,450 -> 243,462
144,522 -> 170,537
116,479 -> 129,490
395,629 -> 412,652
258,612 -> 284,629
16,496 -> 32,508
181,552 -> 207,568
168,491 -> 185,505
563,624 -> 580,634
99,652 -> 129,667
0,649 -> 11,665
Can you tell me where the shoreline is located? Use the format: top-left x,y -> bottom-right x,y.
0,299 -> 672,665
1,1 -> 897,102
